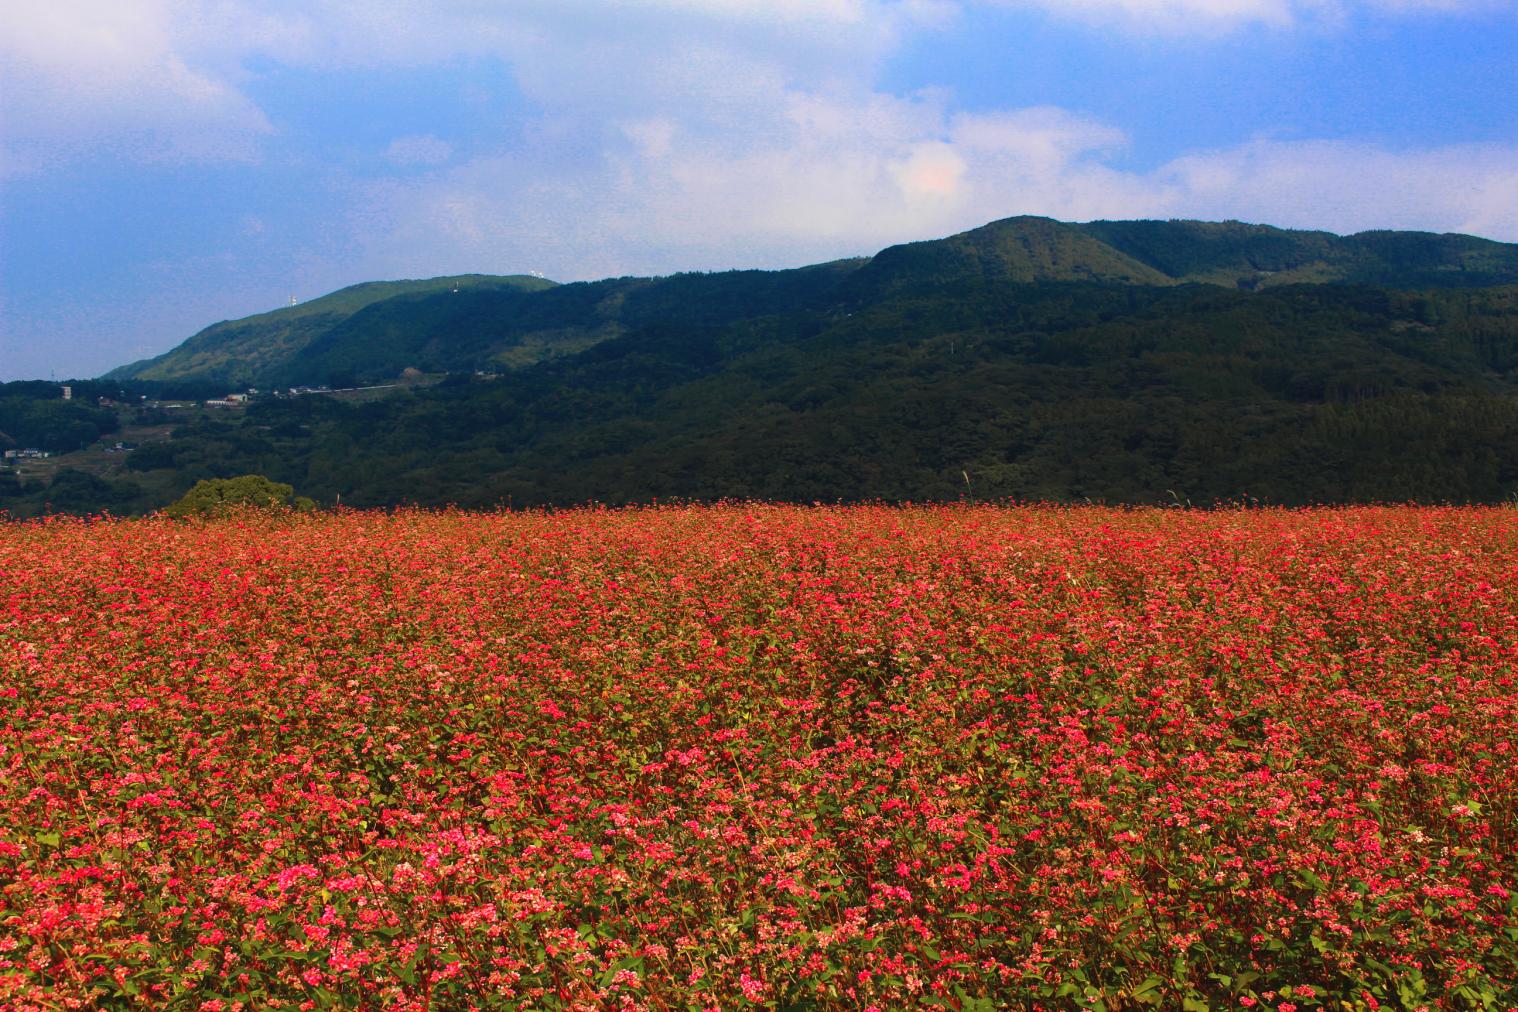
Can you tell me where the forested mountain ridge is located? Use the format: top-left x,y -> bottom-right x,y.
104,216 -> 1518,391
106,274 -> 557,388
268,259 -> 865,390
6,216 -> 1518,516
1073,219 -> 1518,290
847,216 -> 1175,294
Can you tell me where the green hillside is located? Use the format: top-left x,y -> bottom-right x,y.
849,216 -> 1175,294
272,259 -> 863,388
104,218 -> 1518,392
1075,219 -> 1518,289
107,274 -> 557,388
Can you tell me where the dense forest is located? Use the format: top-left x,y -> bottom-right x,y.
0,382 -> 122,455
6,217 -> 1518,515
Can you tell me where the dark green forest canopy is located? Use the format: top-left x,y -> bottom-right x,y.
6,217 -> 1518,516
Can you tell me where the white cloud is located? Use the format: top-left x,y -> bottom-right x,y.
1155,140 -> 1518,239
0,0 -> 946,172
1365,0 -> 1505,10
3,0 -> 1502,174
0,1 -> 281,171
980,0 -> 1505,31
4,0 -> 1513,291
291,0 -> 1513,274
343,64 -> 1518,285
1013,0 -> 1295,31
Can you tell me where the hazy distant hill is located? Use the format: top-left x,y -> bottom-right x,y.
105,217 -> 1518,391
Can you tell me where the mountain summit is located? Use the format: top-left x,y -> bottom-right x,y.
106,216 -> 1518,390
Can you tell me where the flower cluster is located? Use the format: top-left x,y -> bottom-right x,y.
1,505 -> 1514,1008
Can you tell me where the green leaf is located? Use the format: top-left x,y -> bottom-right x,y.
953,986 -> 998,1011
1295,868 -> 1328,890
598,955 -> 644,989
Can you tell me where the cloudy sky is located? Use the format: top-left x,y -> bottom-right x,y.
2,1 -> 1516,380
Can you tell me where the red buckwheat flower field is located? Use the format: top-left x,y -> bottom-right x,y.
2,505 -> 1515,1010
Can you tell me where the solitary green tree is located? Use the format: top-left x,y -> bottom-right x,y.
163,475 -> 315,519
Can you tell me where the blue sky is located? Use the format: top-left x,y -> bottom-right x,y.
2,1 -> 1516,381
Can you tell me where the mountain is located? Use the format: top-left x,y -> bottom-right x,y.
1073,219 -> 1518,290
847,216 -> 1174,294
106,274 -> 557,388
5,214 -> 1515,517
267,260 -> 863,390
107,217 -> 1518,391
76,277 -> 1515,512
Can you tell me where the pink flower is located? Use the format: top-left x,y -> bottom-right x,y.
739,971 -> 766,1001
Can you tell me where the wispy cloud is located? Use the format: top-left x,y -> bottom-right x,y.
4,3 -> 304,168
0,0 -> 938,172
3,0 -> 1503,174
351,83 -> 1518,286
1157,139 -> 1518,239
980,0 -> 1507,32
8,0 -> 1506,273
993,0 -> 1295,32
